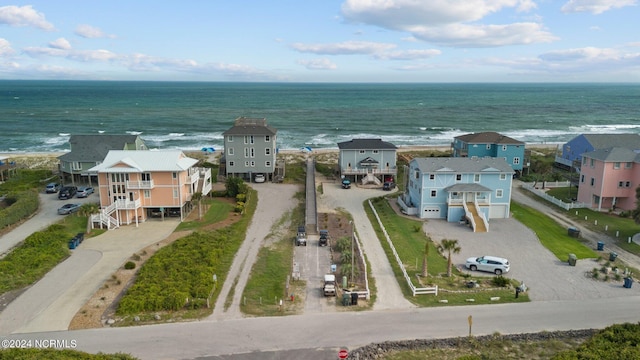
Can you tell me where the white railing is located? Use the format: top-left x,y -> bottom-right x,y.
114,198 -> 141,209
521,183 -> 589,210
462,202 -> 477,233
341,168 -> 397,175
475,202 -> 490,232
189,171 -> 199,184
126,180 -> 154,189
368,200 -> 438,297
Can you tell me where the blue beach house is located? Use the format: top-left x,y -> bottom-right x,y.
398,157 -> 514,232
555,133 -> 640,171
452,132 -> 525,176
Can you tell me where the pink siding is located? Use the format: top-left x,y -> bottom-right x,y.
578,158 -> 640,211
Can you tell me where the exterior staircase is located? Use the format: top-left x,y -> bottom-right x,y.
361,173 -> 382,185
91,202 -> 119,230
466,202 -> 487,233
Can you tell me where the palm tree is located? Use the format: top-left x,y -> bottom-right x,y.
78,202 -> 100,234
421,239 -> 430,278
439,239 -> 461,277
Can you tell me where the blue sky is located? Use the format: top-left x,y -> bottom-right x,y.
1,0 -> 639,82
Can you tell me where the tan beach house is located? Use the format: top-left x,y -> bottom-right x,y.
88,150 -> 212,229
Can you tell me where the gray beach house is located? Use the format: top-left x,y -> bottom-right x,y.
222,117 -> 278,182
58,134 -> 148,185
337,138 -> 397,185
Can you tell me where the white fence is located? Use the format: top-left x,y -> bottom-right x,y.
352,232 -> 370,299
368,200 -> 438,297
521,183 -> 589,210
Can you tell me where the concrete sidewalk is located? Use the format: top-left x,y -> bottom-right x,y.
0,220 -> 178,335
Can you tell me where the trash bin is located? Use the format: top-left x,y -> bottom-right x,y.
68,238 -> 78,249
609,252 -> 618,262
342,293 -> 351,306
351,292 -> 358,305
597,241 -> 605,251
624,277 -> 633,289
568,253 -> 577,266
568,227 -> 580,238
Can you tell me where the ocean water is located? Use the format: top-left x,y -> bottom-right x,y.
1,81 -> 639,153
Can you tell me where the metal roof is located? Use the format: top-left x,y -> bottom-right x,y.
89,150 -> 198,173
454,132 -> 523,145
582,134 -> 640,150
582,147 -> 640,162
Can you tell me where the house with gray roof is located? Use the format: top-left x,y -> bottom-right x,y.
399,157 -> 514,232
555,133 -> 640,171
577,146 -> 640,211
222,117 -> 278,182
58,134 -> 147,185
452,131 -> 526,176
337,138 -> 397,186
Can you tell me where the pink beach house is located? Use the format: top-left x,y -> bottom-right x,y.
577,147 -> 640,211
88,150 -> 212,229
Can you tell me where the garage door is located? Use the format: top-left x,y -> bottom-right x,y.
423,207 -> 441,219
489,204 -> 508,219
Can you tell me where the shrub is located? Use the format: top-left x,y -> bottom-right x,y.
491,275 -> 510,287
0,190 -> 39,229
124,261 -> 136,270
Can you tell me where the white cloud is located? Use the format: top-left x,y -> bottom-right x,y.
49,38 -> 71,50
75,24 -> 116,39
539,47 -> 621,62
291,41 -> 396,55
561,0 -> 637,14
374,49 -> 441,60
0,38 -> 15,56
341,0 -> 556,47
409,22 -> 558,47
297,58 -> 338,70
0,5 -> 54,31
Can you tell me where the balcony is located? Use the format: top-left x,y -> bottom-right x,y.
114,198 -> 141,209
126,180 -> 154,189
341,168 -> 397,176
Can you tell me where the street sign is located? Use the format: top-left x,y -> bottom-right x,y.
338,348 -> 349,359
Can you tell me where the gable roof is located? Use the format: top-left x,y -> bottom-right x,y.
58,134 -> 144,162
411,157 -> 514,173
89,150 -> 198,173
337,138 -> 397,150
222,117 -> 277,136
454,132 -> 523,145
582,134 -> 640,150
582,147 -> 640,163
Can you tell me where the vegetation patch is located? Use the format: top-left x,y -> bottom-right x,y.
0,348 -> 138,360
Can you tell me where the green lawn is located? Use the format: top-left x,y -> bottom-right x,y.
175,198 -> 235,231
510,202 -> 597,260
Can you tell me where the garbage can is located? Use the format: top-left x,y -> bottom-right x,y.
568,253 -> 577,266
351,292 -> 358,305
624,277 -> 633,289
342,293 -> 351,306
568,227 -> 580,238
609,252 -> 618,262
597,241 -> 605,251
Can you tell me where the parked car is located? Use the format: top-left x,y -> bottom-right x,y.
58,203 -> 81,215
58,186 -> 77,200
76,186 -> 94,198
295,232 -> 307,246
465,255 -> 510,275
168,208 -> 181,217
45,182 -> 60,193
341,179 -> 351,189
319,229 -> 329,246
254,174 -> 265,183
382,181 -> 396,191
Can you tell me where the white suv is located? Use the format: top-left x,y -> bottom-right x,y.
465,255 -> 510,275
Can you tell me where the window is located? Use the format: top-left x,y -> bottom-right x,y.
626,181 -> 631,188
619,181 -> 625,187
250,148 -> 255,158
626,162 -> 633,169
251,161 -> 255,167
144,190 -> 150,199
142,173 -> 151,181
474,174 -> 480,182
614,162 -> 620,169
580,174 -> 584,183
359,150 -> 365,154
496,189 -> 503,198
228,148 -> 234,156
265,148 -> 270,155
456,174 -> 462,181
486,144 -> 491,150
244,147 -> 249,157
244,136 -> 248,144
228,135 -> 233,142
72,162 -> 82,170
250,135 -> 254,144
502,145 -> 507,151
173,189 -> 179,198
265,135 -> 270,142
429,174 -> 434,180
172,172 -> 177,179
500,173 -> 507,180
513,157 -> 520,165
245,161 -> 249,167
583,157 -> 587,165
229,161 -> 235,167
430,190 -> 437,197
265,161 -> 271,167
590,158 -> 594,167
590,178 -> 595,186
373,150 -> 379,154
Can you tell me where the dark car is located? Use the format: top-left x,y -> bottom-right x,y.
383,181 -> 396,191
168,208 -> 181,217
58,186 -> 78,200
319,229 -> 329,246
341,179 -> 351,189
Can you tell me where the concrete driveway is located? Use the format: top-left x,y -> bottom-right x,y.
426,213 -> 640,301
